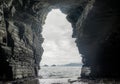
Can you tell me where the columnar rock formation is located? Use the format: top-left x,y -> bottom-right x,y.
0,0 -> 120,80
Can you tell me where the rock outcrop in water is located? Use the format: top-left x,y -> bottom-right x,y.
0,0 -> 120,80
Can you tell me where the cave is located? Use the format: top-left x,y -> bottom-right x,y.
0,0 -> 120,81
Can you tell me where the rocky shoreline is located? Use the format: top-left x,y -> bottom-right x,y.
39,78 -> 120,84
0,78 -> 39,84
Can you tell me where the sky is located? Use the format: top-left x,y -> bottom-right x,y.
40,9 -> 82,66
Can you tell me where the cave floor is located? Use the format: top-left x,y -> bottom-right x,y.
1,78 -> 120,84
38,78 -> 120,84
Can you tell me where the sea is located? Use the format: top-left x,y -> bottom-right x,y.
39,66 -> 81,79
38,67 -> 120,84
38,66 -> 89,84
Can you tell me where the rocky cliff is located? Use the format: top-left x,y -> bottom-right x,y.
0,0 -> 44,80
0,0 -> 120,81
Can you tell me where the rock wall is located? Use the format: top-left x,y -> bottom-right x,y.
0,0 -> 44,80
0,0 -> 120,80
76,0 -> 120,78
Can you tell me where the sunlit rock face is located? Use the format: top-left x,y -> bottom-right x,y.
0,0 -> 120,80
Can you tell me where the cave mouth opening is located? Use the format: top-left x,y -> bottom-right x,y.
39,9 -> 83,79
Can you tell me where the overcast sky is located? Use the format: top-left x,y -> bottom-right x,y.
40,9 -> 82,66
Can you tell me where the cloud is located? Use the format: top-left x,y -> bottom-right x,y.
41,9 -> 82,66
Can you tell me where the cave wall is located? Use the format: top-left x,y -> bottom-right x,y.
0,0 -> 120,80
0,0 -> 44,80
76,0 -> 120,78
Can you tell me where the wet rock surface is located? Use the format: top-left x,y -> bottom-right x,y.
0,0 -> 120,81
